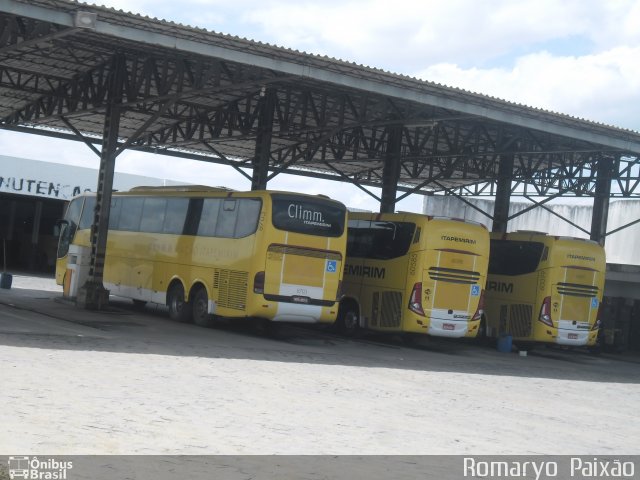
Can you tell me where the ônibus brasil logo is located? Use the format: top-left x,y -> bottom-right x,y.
7,456 -> 73,480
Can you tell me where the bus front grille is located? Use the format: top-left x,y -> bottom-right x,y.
381,291 -> 402,328
213,269 -> 248,310
557,283 -> 599,298
371,291 -> 402,328
428,267 -> 480,284
509,304 -> 533,337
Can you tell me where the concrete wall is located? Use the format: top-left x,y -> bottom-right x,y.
423,196 -> 640,266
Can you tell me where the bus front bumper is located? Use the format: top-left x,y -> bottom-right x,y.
555,329 -> 596,346
426,318 -> 469,338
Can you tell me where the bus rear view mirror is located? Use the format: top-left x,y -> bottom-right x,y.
53,219 -> 68,237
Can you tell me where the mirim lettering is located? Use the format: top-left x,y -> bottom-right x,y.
345,264 -> 386,279
487,281 -> 514,294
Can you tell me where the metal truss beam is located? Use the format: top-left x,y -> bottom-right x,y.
0,27 -> 639,202
0,12 -> 78,57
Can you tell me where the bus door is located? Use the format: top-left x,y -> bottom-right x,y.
552,266 -> 601,345
54,196 -> 86,288
423,248 -> 481,337
55,220 -> 75,285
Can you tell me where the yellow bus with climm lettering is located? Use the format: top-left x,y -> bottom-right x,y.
483,231 -> 606,347
55,186 -> 348,327
338,212 -> 490,338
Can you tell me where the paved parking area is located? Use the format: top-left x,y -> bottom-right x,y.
1,274 -> 639,455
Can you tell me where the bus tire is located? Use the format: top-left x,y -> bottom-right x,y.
337,301 -> 360,336
168,282 -> 192,323
192,287 -> 216,328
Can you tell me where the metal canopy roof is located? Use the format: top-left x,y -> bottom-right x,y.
2,0 -> 640,200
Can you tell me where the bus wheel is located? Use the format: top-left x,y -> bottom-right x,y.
337,302 -> 360,336
192,287 -> 216,328
168,283 -> 192,323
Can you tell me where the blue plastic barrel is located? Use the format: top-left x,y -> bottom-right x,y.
0,272 -> 12,289
497,334 -> 512,353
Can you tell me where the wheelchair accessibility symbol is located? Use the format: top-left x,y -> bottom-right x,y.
591,297 -> 599,308
471,285 -> 480,296
326,260 -> 337,273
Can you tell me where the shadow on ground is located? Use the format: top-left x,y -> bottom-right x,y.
1,286 -> 638,385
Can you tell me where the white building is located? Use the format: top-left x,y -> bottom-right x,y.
423,195 -> 640,266
0,155 -> 183,272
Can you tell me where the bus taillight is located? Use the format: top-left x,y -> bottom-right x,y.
408,282 -> 425,316
538,296 -> 553,327
254,271 -> 265,294
472,289 -> 485,321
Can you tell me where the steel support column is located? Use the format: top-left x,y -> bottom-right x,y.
380,125 -> 402,213
6,200 -> 16,242
28,201 -> 43,270
77,54 -> 125,309
590,156 -> 614,245
492,153 -> 515,233
251,87 -> 276,190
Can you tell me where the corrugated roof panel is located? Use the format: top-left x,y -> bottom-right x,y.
0,0 -> 639,199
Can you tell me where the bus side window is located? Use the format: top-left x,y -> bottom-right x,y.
79,196 -> 96,230
109,197 -> 122,229
369,221 -> 415,260
413,227 -> 421,244
64,198 -> 83,225
235,199 -> 261,237
163,198 -> 189,234
346,219 -> 374,258
140,197 -> 167,233
56,221 -> 76,258
119,197 -> 144,232
198,199 -> 221,237
217,199 -> 237,238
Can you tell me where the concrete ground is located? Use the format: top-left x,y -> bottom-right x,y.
1,273 -> 639,455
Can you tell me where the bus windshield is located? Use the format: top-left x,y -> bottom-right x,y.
488,240 -> 544,275
347,220 -> 415,259
271,194 -> 346,237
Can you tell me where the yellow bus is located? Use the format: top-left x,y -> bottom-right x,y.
55,186 -> 347,327
339,212 -> 490,338
484,231 -> 606,347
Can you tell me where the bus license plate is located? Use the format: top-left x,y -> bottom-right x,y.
443,323 -> 455,330
568,333 -> 578,340
292,296 -> 310,304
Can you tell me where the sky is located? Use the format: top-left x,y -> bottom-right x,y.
2,0 -> 640,212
